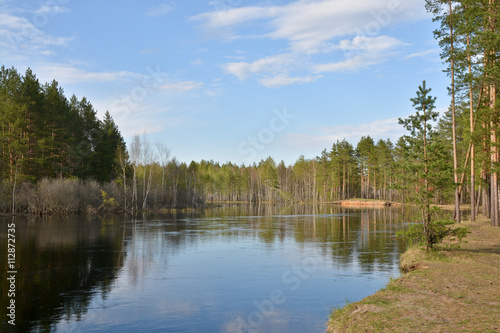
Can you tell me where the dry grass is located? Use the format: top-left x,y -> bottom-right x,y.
327,216 -> 500,333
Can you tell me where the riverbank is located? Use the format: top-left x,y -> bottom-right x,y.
327,216 -> 500,332
334,199 -> 402,207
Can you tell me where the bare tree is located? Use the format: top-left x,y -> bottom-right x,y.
141,133 -> 155,210
129,135 -> 141,214
116,146 -> 128,211
156,142 -> 171,195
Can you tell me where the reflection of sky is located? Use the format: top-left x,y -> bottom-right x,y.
56,210 -> 404,332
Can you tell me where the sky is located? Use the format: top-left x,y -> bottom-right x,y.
0,0 -> 450,166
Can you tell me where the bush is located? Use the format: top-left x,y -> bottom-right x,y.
397,220 -> 469,248
36,178 -> 80,214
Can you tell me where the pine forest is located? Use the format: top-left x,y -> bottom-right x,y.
1,1 -> 499,228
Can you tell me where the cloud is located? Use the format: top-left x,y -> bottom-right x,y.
222,53 -> 320,87
258,75 -> 320,88
34,63 -> 143,84
223,53 -> 297,80
223,36 -> 402,84
193,0 -> 426,88
313,35 -> 403,72
336,35 -> 403,52
192,6 -> 275,30
0,12 -> 73,59
159,81 -> 204,91
194,0 -> 426,51
107,105 -> 170,137
190,59 -> 204,66
146,4 -> 174,17
313,55 -> 380,73
283,117 -> 405,150
35,5 -> 71,15
404,49 -> 439,59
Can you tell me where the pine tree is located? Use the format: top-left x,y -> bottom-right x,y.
399,81 -> 453,250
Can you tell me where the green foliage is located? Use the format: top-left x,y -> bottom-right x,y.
0,66 -> 126,183
397,81 -> 461,249
101,190 -> 118,209
397,219 -> 469,248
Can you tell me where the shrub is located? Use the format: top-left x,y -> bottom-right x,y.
397,220 -> 469,248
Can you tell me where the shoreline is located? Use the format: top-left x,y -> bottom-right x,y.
208,199 -> 402,207
2,199 -> 405,216
333,199 -> 402,207
327,216 -> 500,332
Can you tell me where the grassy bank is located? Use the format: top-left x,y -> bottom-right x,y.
327,216 -> 500,332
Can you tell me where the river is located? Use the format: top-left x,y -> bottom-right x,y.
1,204 -> 410,332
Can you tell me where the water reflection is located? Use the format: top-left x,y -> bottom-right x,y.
0,216 -> 127,332
1,204 -> 410,332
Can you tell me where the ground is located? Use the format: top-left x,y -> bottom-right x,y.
327,216 -> 500,333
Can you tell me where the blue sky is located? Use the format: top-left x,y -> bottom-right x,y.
1,0 -> 449,165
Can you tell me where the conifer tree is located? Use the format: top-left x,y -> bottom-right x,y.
399,81 -> 453,250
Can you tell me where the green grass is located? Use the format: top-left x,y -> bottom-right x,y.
327,217 -> 500,333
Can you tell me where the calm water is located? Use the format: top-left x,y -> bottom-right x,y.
1,204 -> 409,333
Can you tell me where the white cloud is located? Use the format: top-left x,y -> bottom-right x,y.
194,0 -> 427,88
0,13 -> 34,31
314,55 -> 380,73
0,13 -> 73,59
405,49 -> 439,59
336,35 -> 403,52
34,63 -> 143,84
194,0 -> 426,51
258,75 -> 320,88
222,53 -> 320,87
312,35 -> 403,72
146,4 -> 174,17
35,5 -> 70,15
283,117 -> 404,150
113,106 -> 169,137
159,81 -> 204,91
223,53 -> 296,80
190,59 -> 204,66
192,6 -> 275,30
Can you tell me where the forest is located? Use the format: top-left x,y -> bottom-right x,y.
0,1 -> 499,227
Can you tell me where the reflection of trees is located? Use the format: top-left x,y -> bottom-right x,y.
288,206 -> 409,271
0,216 -> 127,333
0,205 -> 412,332
141,204 -> 410,274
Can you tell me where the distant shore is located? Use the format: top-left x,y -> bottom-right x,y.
208,199 -> 402,207
327,216 -> 500,332
333,199 -> 402,207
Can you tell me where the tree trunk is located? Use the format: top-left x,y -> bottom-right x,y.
449,0 -> 461,222
467,23 -> 476,221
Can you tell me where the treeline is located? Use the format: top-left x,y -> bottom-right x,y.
3,0 -> 500,230
192,140 -> 396,204
0,66 -> 125,183
186,135 -> 450,205
0,65 -> 496,220
0,66 -> 203,214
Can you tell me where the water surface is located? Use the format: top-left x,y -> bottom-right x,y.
1,204 -> 409,332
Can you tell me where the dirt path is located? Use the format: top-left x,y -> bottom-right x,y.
327,216 -> 500,333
